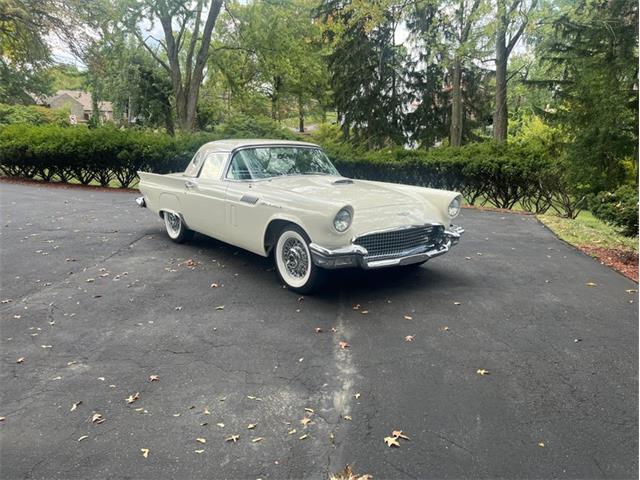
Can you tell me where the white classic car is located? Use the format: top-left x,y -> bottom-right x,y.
137,139 -> 464,292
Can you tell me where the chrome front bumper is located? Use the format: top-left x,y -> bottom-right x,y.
310,225 -> 464,270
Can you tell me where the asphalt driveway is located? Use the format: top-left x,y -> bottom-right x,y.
0,181 -> 637,480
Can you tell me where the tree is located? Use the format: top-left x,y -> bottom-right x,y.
445,0 -> 486,146
0,0 -> 83,103
320,0 -> 410,148
492,0 -> 538,142
122,0 -> 224,131
535,0 -> 638,193
209,0 -> 329,130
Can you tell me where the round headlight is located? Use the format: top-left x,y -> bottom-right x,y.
333,208 -> 352,232
448,195 -> 462,218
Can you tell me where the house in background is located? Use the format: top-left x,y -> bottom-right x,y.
44,90 -> 114,123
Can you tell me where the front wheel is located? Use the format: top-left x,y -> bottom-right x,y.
163,211 -> 194,243
274,226 -> 326,293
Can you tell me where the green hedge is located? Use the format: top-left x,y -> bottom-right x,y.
325,142 -> 579,216
1,122 -> 584,219
0,116 -> 296,188
590,185 -> 639,236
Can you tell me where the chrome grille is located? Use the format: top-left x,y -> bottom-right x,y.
354,225 -> 444,260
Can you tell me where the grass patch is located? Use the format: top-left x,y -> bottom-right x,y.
537,211 -> 638,252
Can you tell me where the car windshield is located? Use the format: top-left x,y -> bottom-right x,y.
228,146 -> 339,180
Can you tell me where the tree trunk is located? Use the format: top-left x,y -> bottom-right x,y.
298,94 -> 304,133
450,57 -> 463,147
493,8 -> 508,143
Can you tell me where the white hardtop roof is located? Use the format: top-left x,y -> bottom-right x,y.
199,138 -> 320,152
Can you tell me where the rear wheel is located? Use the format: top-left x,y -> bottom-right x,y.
274,225 -> 325,293
163,211 -> 194,243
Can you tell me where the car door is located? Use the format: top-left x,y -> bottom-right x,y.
181,151 -> 229,240
223,150 -> 271,255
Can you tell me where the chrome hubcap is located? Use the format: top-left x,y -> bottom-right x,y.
282,238 -> 308,278
167,213 -> 180,234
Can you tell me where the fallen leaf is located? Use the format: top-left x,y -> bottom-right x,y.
442,326 -> 450,331
454,302 -> 462,305
194,449 -> 205,454
360,310 -> 369,315
247,423 -> 257,429
352,304 -> 360,310
16,357 -> 24,364
477,369 -> 490,376
41,345 -> 52,349
404,335 -> 415,342
304,408 -> 315,413
70,401 -> 82,412
126,392 -> 140,404
251,437 -> 263,443
217,423 -> 225,428
91,413 -> 104,424
247,395 -> 262,401
315,327 -> 323,333
173,413 -> 181,417
330,465 -> 373,480
586,282 -> 597,287
343,415 -> 352,421
392,430 -> 410,440
288,428 -> 297,435
77,435 -> 88,442
299,434 -> 308,440
404,315 -> 413,320
384,436 -> 400,447
225,435 -> 240,443
215,305 -> 225,310
354,393 -> 361,399
339,341 -> 350,349
626,289 -> 638,293
538,442 -> 545,448
196,438 -> 206,444
210,283 -> 219,288
301,417 -> 313,426
149,375 -> 159,382
140,448 -> 149,458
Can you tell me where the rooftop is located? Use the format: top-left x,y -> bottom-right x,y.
200,139 -> 319,152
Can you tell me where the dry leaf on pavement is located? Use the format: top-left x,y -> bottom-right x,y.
126,392 -> 140,404
384,436 -> 400,447
196,438 -> 206,444
339,341 -> 350,349
140,448 -> 149,458
392,430 -> 410,440
149,375 -> 159,382
404,335 -> 414,342
70,401 -> 82,412
225,434 -> 240,443
477,369 -> 490,376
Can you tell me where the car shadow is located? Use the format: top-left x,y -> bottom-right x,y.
184,232 -> 469,299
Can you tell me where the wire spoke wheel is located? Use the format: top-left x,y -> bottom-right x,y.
275,228 -> 314,290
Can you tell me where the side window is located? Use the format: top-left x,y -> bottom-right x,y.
199,153 -> 227,180
184,150 -> 205,177
227,154 -> 252,180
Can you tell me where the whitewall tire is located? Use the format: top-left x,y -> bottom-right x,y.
274,225 -> 325,293
163,211 -> 194,243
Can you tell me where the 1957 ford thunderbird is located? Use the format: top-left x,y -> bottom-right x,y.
137,139 -> 464,293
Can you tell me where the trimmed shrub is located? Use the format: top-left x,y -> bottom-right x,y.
590,185 -> 639,236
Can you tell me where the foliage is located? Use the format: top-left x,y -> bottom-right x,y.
0,0 -> 84,103
0,103 -> 70,126
0,119 -> 298,187
590,186 -> 639,237
534,0 -> 638,194
314,135 -> 580,216
209,0 -> 330,129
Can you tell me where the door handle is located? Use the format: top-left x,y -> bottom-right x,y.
185,180 -> 197,189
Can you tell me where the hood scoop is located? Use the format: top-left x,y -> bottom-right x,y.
332,178 -> 354,185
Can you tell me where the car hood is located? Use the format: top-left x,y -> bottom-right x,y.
255,175 -> 422,210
